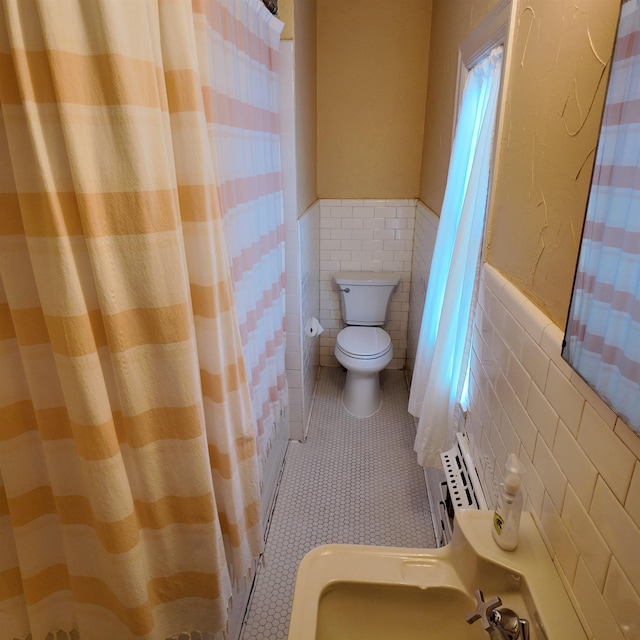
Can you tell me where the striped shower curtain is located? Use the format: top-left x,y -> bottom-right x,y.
196,0 -> 287,475
0,1 -> 281,638
564,0 -> 640,432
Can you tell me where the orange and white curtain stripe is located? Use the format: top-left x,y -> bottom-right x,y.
0,0 -> 280,638
194,0 -> 287,473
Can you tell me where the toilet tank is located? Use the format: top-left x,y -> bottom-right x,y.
334,271 -> 401,326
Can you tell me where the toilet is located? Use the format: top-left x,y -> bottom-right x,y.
334,271 -> 401,418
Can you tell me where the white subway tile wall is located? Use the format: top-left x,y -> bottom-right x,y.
299,203 -> 321,436
466,263 -> 640,640
287,188 -> 640,638
280,40 -> 303,441
406,201 -> 439,376
318,199 -> 416,369
284,202 -> 321,442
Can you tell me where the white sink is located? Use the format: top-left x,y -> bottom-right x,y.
317,583 -> 480,639
288,510 -> 588,640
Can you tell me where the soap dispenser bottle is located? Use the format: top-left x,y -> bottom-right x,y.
492,454 -> 523,551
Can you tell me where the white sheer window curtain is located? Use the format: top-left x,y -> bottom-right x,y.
409,46 -> 503,467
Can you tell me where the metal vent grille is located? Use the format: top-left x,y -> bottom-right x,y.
441,433 -> 487,512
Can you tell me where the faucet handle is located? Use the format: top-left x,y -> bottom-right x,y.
465,589 -> 503,630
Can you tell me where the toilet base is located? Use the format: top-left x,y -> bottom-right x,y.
342,369 -> 382,418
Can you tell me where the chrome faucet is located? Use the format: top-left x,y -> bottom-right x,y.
465,589 -> 530,640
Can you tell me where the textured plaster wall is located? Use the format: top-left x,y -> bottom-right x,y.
419,0 -> 620,328
487,0 -> 620,326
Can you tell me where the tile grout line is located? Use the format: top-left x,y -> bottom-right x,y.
240,366 -> 435,639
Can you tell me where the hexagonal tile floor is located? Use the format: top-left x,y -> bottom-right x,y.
239,366 -> 436,639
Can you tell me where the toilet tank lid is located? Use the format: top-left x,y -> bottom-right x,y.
334,271 -> 401,286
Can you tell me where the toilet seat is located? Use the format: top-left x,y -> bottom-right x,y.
336,326 -> 392,359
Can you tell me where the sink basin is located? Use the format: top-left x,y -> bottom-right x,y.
288,510 -> 588,640
317,583 -> 479,639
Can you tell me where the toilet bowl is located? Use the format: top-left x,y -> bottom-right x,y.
335,326 -> 393,418
333,271 -> 401,418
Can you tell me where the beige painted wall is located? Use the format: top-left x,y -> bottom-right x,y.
419,0 -> 500,211
293,0 -> 318,213
419,0 -> 620,327
278,0 -> 317,213
317,0 -> 432,198
278,0 -> 293,40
